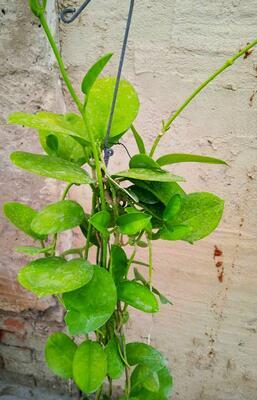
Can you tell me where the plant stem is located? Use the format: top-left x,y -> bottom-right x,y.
40,15 -> 83,113
84,191 -> 97,260
149,38 -> 257,157
61,183 -> 73,200
60,247 -> 84,257
147,236 -> 153,290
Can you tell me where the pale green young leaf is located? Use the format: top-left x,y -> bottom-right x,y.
117,213 -> 152,236
110,245 -> 128,284
85,77 -> 139,141
114,168 -> 185,183
160,192 -> 224,242
105,338 -> 124,379
129,154 -> 161,171
89,210 -> 111,238
18,257 -> 94,297
163,194 -> 181,221
63,267 -> 117,335
45,332 -> 77,379
73,340 -> 107,394
10,152 -> 94,184
126,342 -> 167,372
8,112 -> 90,144
157,153 -> 227,166
81,53 -> 113,95
117,281 -> 159,313
31,200 -> 85,235
131,125 -> 146,154
3,202 -> 46,240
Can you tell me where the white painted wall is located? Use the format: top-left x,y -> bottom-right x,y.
58,1 -> 257,399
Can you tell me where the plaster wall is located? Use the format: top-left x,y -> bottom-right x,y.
0,1 -> 257,399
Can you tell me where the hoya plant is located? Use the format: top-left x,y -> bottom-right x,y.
3,1 -> 257,399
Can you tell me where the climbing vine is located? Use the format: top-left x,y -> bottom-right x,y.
4,1 -> 257,399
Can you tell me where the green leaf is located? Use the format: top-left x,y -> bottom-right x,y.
73,340 -> 107,394
63,267 -> 117,335
8,112 -> 89,144
132,367 -> 173,400
89,211 -> 111,238
131,181 -> 185,206
117,213 -> 152,236
81,53 -> 113,95
131,125 -> 146,154
85,77 -> 139,140
110,245 -> 128,284
134,269 -> 172,306
15,245 -> 52,256
157,153 -> 227,166
129,155 -> 161,171
10,152 -> 93,184
126,342 -> 167,372
160,192 -> 224,242
159,224 -> 192,241
131,365 -> 159,393
31,200 -> 85,235
18,257 -> 94,297
3,202 -> 46,240
105,338 -> 124,379
128,186 -> 159,205
114,168 -> 184,183
117,281 -> 159,313
45,332 -> 77,379
46,134 -> 58,154
39,130 -> 87,165
163,194 -> 181,221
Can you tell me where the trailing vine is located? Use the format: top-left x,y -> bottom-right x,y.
4,1 -> 257,399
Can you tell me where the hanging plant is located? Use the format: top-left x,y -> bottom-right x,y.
4,1 -> 257,399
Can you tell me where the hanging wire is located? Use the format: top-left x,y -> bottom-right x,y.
104,0 -> 135,166
60,0 -> 93,24
60,0 -> 135,166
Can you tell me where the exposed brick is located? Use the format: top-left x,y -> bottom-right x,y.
0,344 -> 32,364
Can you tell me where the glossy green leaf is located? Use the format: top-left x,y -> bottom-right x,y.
117,213 -> 152,236
118,281 -> 159,313
131,125 -> 146,154
159,224 -> 192,241
80,218 -> 99,247
10,152 -> 93,184
8,112 -> 89,144
163,194 -> 181,221
81,53 -> 113,95
160,192 -> 224,242
15,245 -> 52,256
39,130 -> 87,165
63,267 -> 117,334
18,257 -> 94,297
110,245 -> 128,284
131,365 -> 159,393
114,168 -> 184,183
73,340 -> 107,394
105,338 -> 124,379
129,155 -> 161,171
134,269 -> 172,306
89,211 -> 111,238
85,77 -> 139,140
45,332 -> 77,379
128,186 -> 159,205
157,153 -> 227,166
3,202 -> 45,240
132,367 -> 173,400
131,181 -> 185,206
46,134 -> 58,153
31,200 -> 85,235
126,342 -> 167,372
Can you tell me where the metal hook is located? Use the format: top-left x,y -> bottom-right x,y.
60,0 -> 93,24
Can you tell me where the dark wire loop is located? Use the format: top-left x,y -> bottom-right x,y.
60,0 -> 93,24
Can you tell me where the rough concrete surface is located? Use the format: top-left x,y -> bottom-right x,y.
1,0 -> 257,399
